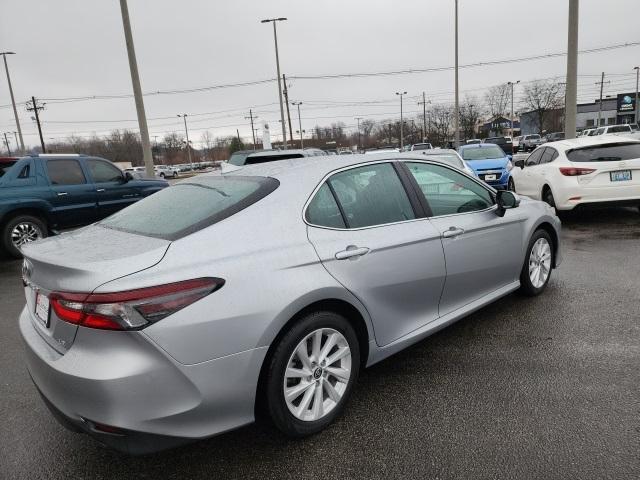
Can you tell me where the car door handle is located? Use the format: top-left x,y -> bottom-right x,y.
56,192 -> 68,196
96,188 -> 106,192
442,227 -> 465,238
335,246 -> 370,260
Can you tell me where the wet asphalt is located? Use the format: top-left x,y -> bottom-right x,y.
0,207 -> 638,479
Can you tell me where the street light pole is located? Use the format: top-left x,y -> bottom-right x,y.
119,0 -> 154,178
453,0 -> 460,149
396,91 -> 407,149
292,102 -> 304,149
261,18 -> 288,150
177,114 -> 193,170
507,80 -> 520,138
634,66 -> 639,126
564,0 -> 579,139
355,117 -> 363,152
1,52 -> 25,153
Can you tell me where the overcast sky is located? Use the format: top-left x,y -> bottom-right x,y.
1,0 -> 639,149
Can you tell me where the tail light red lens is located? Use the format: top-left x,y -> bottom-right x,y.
50,277 -> 224,331
559,167 -> 596,176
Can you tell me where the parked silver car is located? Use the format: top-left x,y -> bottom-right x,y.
20,153 -> 561,454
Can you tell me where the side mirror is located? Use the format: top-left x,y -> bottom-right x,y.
514,159 -> 525,169
124,171 -> 133,182
495,190 -> 520,217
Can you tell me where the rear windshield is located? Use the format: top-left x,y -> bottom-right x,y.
412,143 -> 431,150
461,146 -> 505,160
245,153 -> 305,164
485,137 -> 506,144
567,143 -> 640,162
100,176 -> 279,240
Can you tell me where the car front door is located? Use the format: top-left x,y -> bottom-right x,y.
44,158 -> 98,228
403,161 -> 525,317
305,161 -> 446,347
85,158 -> 141,218
527,147 -> 558,199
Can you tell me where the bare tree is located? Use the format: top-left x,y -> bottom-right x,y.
522,80 -> 565,134
459,96 -> 482,141
200,131 -> 215,160
484,83 -> 510,117
430,104 -> 454,146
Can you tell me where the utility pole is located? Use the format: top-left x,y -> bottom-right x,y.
564,0 -> 579,139
1,52 -> 24,153
26,96 -> 46,153
418,92 -> 429,141
245,109 -> 258,150
261,18 -> 288,150
3,132 -> 11,155
177,114 -> 193,170
292,101 -> 304,149
13,131 -> 19,150
236,129 -> 241,144
453,0 -> 460,148
119,0 -> 154,178
596,72 -> 610,127
355,117 -> 363,152
507,81 -> 520,138
282,74 -> 294,144
634,66 -> 639,126
396,92 -> 407,149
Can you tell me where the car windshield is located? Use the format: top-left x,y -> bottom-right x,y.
0,161 -> 17,177
228,151 -> 252,166
528,135 -> 541,140
461,146 -> 505,160
567,142 -> 640,162
100,176 -> 279,240
412,144 -> 431,150
423,153 -> 463,169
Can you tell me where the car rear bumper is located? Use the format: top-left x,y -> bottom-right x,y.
555,185 -> 640,210
20,307 -> 267,455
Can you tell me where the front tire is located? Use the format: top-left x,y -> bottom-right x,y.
2,214 -> 47,258
519,229 -> 553,296
263,311 -> 360,437
507,177 -> 516,191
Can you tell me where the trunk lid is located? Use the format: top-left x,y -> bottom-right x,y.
21,224 -> 170,354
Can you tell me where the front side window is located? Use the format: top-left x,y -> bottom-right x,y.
406,162 -> 493,217
424,153 -> 464,169
539,148 -> 558,164
101,176 -> 278,240
327,163 -> 415,228
46,159 -> 86,185
88,159 -> 123,183
526,148 -> 545,166
306,183 -> 345,229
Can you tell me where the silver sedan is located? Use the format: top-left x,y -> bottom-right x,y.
19,153 -> 561,454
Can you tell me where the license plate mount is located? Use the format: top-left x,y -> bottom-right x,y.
35,292 -> 50,328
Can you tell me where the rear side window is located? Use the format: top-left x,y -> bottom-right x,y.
567,143 -> 640,162
305,183 -> 345,229
46,159 -> 86,185
101,176 -> 279,240
326,163 -> 415,228
87,159 -> 123,182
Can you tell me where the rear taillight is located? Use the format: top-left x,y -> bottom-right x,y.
50,277 -> 224,331
559,166 -> 596,176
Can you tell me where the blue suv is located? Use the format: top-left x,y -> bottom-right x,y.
458,144 -> 513,190
0,154 -> 168,257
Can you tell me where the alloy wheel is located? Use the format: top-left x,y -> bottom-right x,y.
529,237 -> 551,288
283,328 -> 352,422
11,222 -> 43,248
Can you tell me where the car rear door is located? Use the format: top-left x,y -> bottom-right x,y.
403,161 -> 524,316
305,161 -> 446,347
85,158 -> 141,218
44,158 -> 98,228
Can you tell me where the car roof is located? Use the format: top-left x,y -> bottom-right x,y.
545,135 -> 640,150
246,149 -> 315,158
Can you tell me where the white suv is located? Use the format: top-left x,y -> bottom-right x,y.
510,136 -> 640,211
591,124 -> 633,136
154,164 -> 180,178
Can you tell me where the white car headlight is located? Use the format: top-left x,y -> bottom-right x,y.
506,161 -> 513,171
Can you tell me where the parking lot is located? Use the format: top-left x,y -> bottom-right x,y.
0,206 -> 637,479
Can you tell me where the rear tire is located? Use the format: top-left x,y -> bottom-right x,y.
519,229 -> 553,296
263,311 -> 360,437
1,214 -> 47,259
